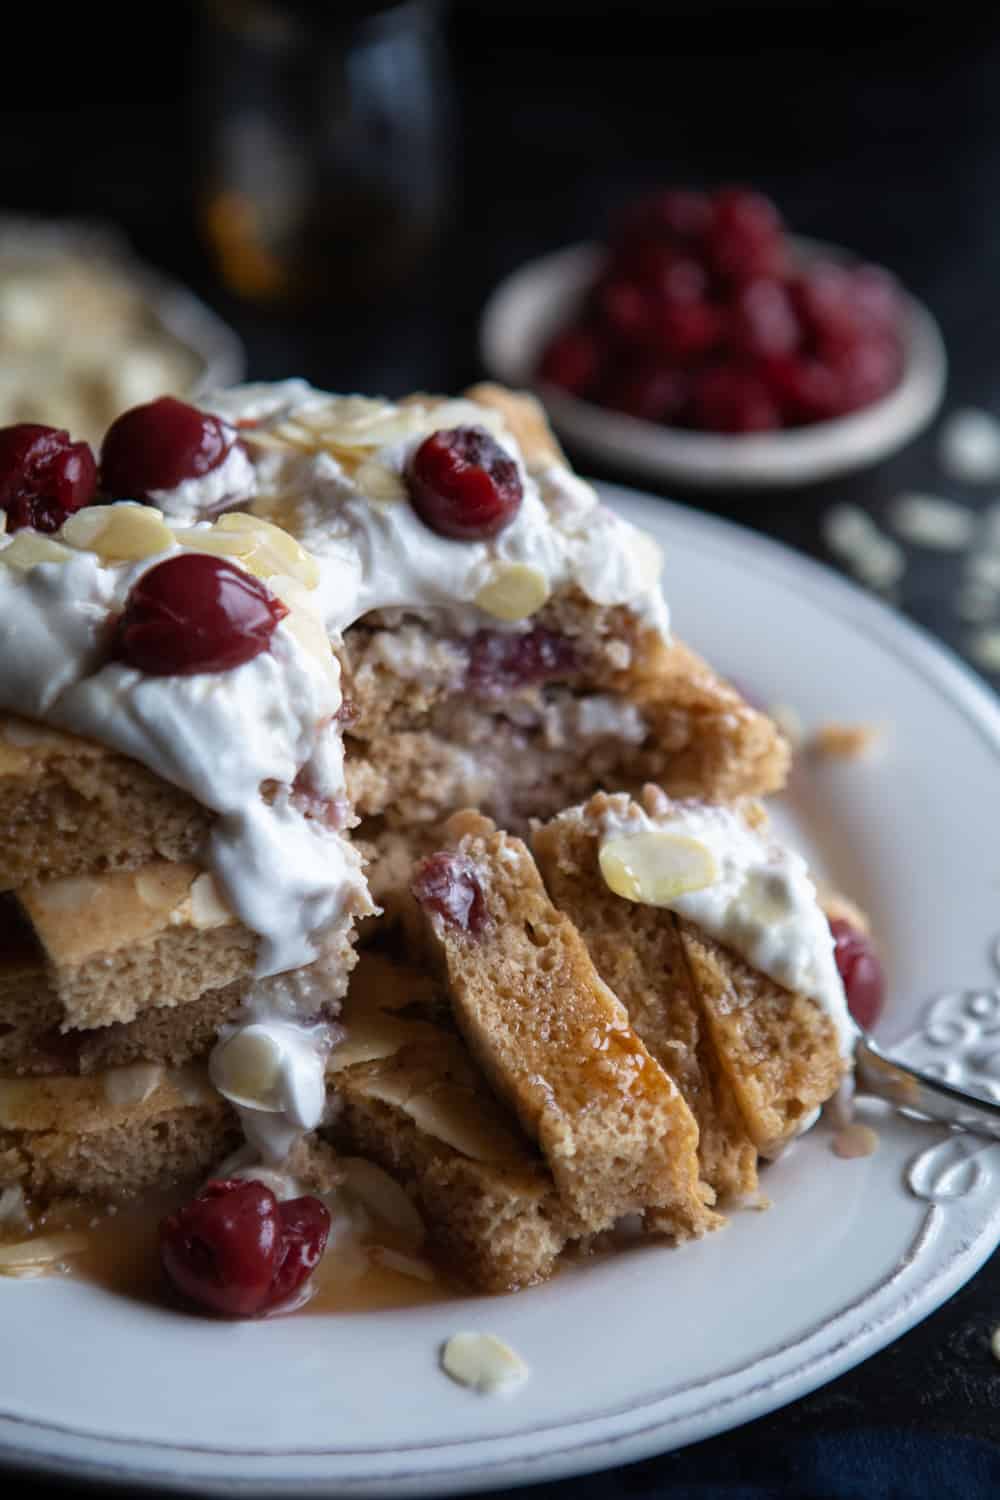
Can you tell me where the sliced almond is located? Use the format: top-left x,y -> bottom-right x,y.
354,459 -> 408,503
0,1231 -> 88,1275
173,526 -> 256,559
475,563 -> 550,622
62,503 -> 173,562
216,512 -> 319,588
364,1076 -> 520,1163
598,831 -> 718,905
135,865 -> 194,913
102,1062 -> 165,1108
210,1027 -> 284,1112
441,1332 -> 530,1395
338,1157 -> 424,1249
371,1246 -> 435,1282
1,532 -> 73,570
189,872 -> 234,930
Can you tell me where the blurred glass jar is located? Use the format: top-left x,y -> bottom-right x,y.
195,0 -> 454,308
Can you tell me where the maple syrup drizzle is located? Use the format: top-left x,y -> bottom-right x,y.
1,1186 -> 455,1316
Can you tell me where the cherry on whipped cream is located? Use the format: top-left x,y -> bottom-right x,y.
113,554 -> 288,676
830,918 -> 885,1032
160,1178 -> 331,1317
407,426 -> 523,541
412,852 -> 488,934
100,396 -> 236,501
0,424 -> 97,533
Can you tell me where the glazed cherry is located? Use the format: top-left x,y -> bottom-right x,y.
466,625 -> 579,699
830,918 -> 886,1032
112,554 -> 288,676
412,852 -> 488,934
160,1179 -> 281,1317
407,426 -> 523,541
0,424 -> 97,533
101,396 -> 236,501
270,1195 -> 332,1307
690,366 -> 781,433
537,329 -> 602,397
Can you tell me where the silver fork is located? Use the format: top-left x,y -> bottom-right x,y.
855,1032 -> 1000,1140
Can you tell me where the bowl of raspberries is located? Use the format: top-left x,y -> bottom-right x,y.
480,187 -> 946,488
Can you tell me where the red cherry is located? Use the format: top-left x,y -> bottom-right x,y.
830,918 -> 885,1031
600,364 -> 689,423
731,278 -> 801,359
159,1179 -> 280,1317
407,426 -> 523,541
466,625 -> 579,699
690,365 -> 782,433
412,852 -> 488,934
650,300 -> 725,361
537,328 -> 602,397
707,187 -> 786,284
101,396 -> 236,501
0,424 -> 97,533
594,277 -> 650,345
269,1195 -> 332,1307
112,554 -> 288,676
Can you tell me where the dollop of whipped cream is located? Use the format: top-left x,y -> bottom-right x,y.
579,794 -> 854,1056
0,528 -> 371,1161
203,384 -> 671,642
148,440 -> 256,523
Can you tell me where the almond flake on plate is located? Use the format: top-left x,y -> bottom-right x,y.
938,408 -> 1000,484
889,492 -> 976,550
441,1332 -> 530,1395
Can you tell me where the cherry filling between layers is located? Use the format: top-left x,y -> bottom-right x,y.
464,626 -> 580,699
411,852 -> 488,935
112,554 -> 289,676
101,396 -> 237,502
406,425 -> 523,541
159,1178 -> 331,1317
0,424 -> 98,533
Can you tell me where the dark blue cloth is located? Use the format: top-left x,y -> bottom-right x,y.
493,1430 -> 1000,1500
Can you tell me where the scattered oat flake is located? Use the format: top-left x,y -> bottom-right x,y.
833,1123 -> 879,1159
441,1332 -> 530,1396
767,703 -> 805,750
967,628 -> 1000,672
939,408 -> 1000,484
890,492 -> 976,550
810,722 -> 884,761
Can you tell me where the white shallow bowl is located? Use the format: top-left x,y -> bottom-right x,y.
2,490 -> 999,1497
480,242 -> 947,489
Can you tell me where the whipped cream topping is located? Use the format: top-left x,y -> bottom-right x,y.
0,530 -> 371,1160
148,440 -> 256,522
204,384 -> 671,643
0,381 -> 675,1170
578,796 -> 854,1056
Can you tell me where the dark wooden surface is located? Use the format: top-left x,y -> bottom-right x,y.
2,5 -> 999,1494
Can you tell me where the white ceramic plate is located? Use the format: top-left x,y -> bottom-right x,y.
480,243 -> 947,488
3,489 -> 1000,1497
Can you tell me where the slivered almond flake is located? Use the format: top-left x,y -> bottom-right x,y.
599,831 -> 718,905
823,504 -> 905,591
966,628 -> 1000,673
809,722 -> 885,761
363,1075 -> 518,1163
889,492 -> 976,550
371,1246 -> 436,1282
441,1332 -> 530,1395
102,1063 -> 164,1108
832,1123 -> 879,1159
954,581 -> 999,623
0,1231 -> 88,1274
474,563 -> 550,621
338,1158 -> 425,1249
991,1326 -> 1000,1363
938,407 -> 1000,483
189,872 -> 233,930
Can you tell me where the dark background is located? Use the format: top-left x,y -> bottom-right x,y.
3,3 -> 1000,1495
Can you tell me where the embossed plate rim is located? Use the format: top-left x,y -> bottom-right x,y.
1,489 -> 999,1496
